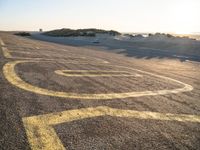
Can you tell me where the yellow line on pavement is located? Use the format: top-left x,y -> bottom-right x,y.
94,58 -> 109,63
1,46 -> 56,60
55,70 -> 142,77
22,106 -> 200,150
3,60 -> 193,99
0,38 -> 5,46
2,47 -> 12,58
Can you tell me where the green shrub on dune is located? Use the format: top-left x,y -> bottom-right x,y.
43,28 -> 121,37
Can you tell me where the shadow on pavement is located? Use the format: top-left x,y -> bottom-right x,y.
30,33 -> 200,62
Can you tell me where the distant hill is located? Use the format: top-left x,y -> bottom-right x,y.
43,28 -> 121,37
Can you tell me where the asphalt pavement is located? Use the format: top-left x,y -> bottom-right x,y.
0,32 -> 200,150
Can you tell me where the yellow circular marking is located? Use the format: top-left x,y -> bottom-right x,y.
3,60 -> 193,99
55,70 -> 141,77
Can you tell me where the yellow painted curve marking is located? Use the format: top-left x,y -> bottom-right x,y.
0,43 -> 108,64
1,45 -> 55,60
94,58 -> 109,64
0,38 -> 5,46
2,47 -> 12,58
3,60 -> 193,99
55,70 -> 142,77
22,106 -> 200,150
0,38 -> 109,64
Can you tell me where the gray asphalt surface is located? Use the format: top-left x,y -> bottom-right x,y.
0,32 -> 200,150
30,33 -> 200,62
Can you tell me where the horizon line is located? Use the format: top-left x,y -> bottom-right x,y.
0,29 -> 200,35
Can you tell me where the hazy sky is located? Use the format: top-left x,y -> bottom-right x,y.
0,0 -> 200,33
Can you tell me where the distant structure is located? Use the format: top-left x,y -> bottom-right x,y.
39,29 -> 43,32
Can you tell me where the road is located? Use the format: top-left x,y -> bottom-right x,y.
0,32 -> 200,150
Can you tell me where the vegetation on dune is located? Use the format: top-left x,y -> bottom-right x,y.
43,28 -> 121,37
14,32 -> 31,36
125,33 -> 197,40
149,33 -> 196,40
